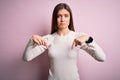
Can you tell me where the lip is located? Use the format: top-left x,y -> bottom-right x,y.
60,23 -> 66,25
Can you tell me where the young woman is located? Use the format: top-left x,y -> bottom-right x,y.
23,3 -> 106,80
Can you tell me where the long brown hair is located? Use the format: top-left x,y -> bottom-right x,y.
51,3 -> 75,34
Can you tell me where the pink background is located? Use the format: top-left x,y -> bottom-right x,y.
0,0 -> 120,80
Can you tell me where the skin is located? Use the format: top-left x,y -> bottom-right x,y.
32,9 -> 89,49
56,9 -> 70,36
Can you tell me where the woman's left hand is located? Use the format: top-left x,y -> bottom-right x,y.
72,34 -> 90,49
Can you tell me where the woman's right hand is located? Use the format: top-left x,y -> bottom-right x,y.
31,35 -> 48,48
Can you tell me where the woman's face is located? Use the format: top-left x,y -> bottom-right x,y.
57,9 -> 70,30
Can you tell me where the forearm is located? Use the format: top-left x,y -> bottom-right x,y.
23,39 -> 46,61
80,41 -> 106,62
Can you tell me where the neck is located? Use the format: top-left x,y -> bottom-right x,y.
57,28 -> 70,36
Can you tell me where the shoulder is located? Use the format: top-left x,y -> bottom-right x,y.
42,33 -> 57,41
71,31 -> 88,37
43,34 -> 54,39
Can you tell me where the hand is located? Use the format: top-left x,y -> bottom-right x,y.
72,34 -> 89,49
31,35 -> 48,48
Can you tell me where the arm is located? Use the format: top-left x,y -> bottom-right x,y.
23,39 -> 47,61
72,33 -> 106,62
80,41 -> 106,62
23,34 -> 51,61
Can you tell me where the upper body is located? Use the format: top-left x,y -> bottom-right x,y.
23,3 -> 106,80
23,31 -> 105,80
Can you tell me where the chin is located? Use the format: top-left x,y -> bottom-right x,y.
59,25 -> 68,28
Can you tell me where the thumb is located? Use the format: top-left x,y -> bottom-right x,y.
44,41 -> 49,48
71,41 -> 76,49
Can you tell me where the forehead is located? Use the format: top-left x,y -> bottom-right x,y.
57,9 -> 70,14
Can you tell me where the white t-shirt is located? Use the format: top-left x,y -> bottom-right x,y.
23,31 -> 106,80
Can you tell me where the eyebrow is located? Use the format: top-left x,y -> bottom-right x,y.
57,13 -> 70,15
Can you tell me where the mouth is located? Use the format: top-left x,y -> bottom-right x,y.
60,23 -> 66,25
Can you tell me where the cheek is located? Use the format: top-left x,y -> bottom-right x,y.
67,18 -> 70,24
57,19 -> 60,24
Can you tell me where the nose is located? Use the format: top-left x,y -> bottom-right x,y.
61,16 -> 65,22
